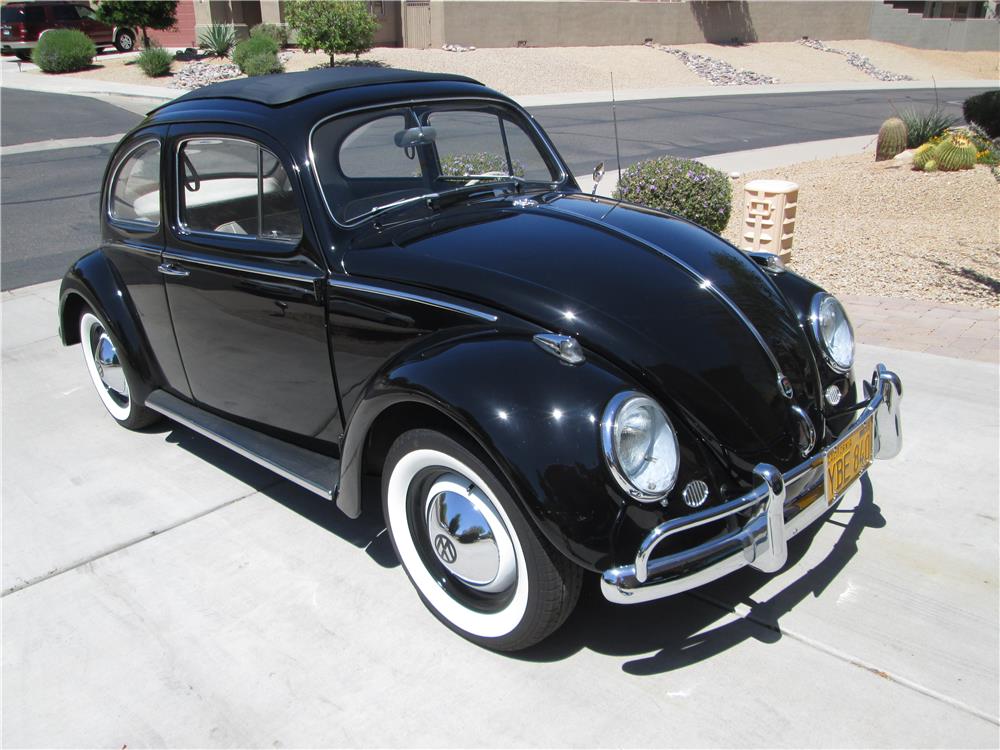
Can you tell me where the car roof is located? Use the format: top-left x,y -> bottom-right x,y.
167,67 -> 484,108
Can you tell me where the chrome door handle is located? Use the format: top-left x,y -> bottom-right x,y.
157,262 -> 190,278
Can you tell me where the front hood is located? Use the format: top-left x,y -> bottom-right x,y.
344,193 -> 821,470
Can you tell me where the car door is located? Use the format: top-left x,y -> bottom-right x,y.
161,124 -> 342,448
103,126 -> 192,399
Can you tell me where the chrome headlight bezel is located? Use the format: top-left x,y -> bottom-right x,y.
810,293 -> 855,374
601,391 -> 680,502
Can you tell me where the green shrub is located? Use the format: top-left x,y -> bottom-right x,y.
285,0 -> 377,66
250,22 -> 288,48
198,24 -> 236,57
136,45 -> 172,77
233,35 -> 279,72
613,156 -> 732,234
440,152 -> 526,177
899,107 -> 959,148
240,52 -> 284,77
31,29 -> 95,73
963,90 -> 1000,139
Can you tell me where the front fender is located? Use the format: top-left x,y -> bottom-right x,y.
339,332 -> 642,571
59,249 -> 161,398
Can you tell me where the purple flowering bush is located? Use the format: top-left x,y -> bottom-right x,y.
613,156 -> 732,233
440,152 -> 526,177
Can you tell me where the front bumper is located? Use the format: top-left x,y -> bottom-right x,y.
601,363 -> 903,604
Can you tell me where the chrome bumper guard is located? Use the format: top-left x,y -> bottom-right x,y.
601,364 -> 903,604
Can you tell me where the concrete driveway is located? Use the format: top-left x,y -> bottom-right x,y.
2,280 -> 998,747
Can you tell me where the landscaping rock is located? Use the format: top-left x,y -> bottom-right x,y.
442,43 -> 476,52
171,60 -> 241,89
797,38 -> 913,82
645,41 -> 778,86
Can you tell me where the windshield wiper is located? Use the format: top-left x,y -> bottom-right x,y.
437,173 -> 526,185
351,192 -> 440,223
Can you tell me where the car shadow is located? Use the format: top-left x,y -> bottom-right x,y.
147,421 -> 395,565
516,474 -> 883,674
150,419 -> 883,672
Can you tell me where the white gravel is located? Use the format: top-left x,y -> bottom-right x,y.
723,153 -> 1000,309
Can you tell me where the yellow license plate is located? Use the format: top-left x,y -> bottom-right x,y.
825,418 -> 874,504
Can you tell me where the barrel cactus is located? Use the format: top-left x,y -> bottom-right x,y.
912,142 -> 935,170
934,133 -> 977,171
876,117 -> 908,161
923,159 -> 938,173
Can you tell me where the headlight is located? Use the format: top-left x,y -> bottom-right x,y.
601,392 -> 680,501
811,293 -> 854,372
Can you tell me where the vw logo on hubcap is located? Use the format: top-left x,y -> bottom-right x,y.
434,534 -> 457,564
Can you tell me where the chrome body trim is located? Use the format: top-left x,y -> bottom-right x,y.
307,96 -> 570,230
327,278 -> 498,322
790,403 -> 817,456
600,391 -> 680,504
545,202 -> 789,385
810,292 -> 854,374
161,250 -> 323,285
601,364 -> 903,604
532,333 -> 585,364
145,394 -> 334,500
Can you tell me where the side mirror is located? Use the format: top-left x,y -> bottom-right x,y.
394,126 -> 437,148
591,161 -> 605,197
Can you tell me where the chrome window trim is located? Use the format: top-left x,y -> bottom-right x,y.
106,137 -> 161,231
308,96 -> 570,230
810,292 -> 854,374
327,278 -> 498,322
162,249 -> 323,284
174,135 -> 302,246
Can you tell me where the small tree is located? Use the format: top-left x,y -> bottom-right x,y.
285,0 -> 377,67
95,0 -> 178,50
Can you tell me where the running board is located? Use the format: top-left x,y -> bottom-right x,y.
145,390 -> 338,500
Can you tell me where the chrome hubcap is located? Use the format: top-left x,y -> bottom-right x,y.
424,473 -> 516,593
92,329 -> 128,398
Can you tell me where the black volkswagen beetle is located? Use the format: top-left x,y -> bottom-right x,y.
59,68 -> 903,651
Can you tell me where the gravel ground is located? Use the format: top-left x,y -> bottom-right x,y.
723,152 -> 1000,309
832,40 -> 1000,82
30,41 -> 994,94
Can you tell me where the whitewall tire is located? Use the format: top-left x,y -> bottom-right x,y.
78,309 -> 158,430
382,428 -> 581,651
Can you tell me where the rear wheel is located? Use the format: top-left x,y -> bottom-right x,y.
382,428 -> 581,651
114,29 -> 135,52
78,309 -> 159,430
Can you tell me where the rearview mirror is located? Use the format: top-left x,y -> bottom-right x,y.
394,126 -> 437,148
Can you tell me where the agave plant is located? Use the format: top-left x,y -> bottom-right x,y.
899,107 -> 959,148
198,24 -> 237,58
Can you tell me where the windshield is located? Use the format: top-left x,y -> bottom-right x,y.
311,100 -> 564,225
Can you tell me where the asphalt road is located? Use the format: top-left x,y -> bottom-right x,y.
0,85 -> 987,291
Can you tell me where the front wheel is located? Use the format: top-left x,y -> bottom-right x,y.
382,428 -> 581,651
114,29 -> 135,52
78,309 -> 159,430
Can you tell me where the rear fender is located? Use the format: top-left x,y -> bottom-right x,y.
59,249 -> 162,399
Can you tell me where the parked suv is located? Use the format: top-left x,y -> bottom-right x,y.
1,1 -> 135,60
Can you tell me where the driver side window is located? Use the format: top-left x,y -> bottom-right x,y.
178,137 -> 303,244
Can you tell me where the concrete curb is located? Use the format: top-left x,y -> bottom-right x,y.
574,134 -> 876,195
517,79 -> 997,108
2,68 -> 994,107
